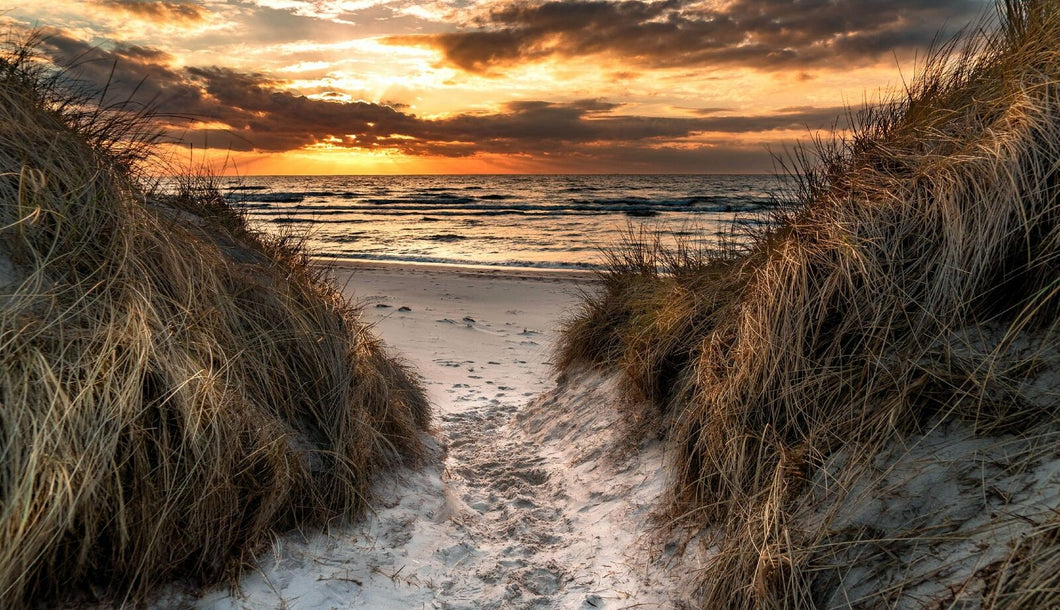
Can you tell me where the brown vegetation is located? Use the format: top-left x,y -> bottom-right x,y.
557,1 -> 1060,606
0,40 -> 428,607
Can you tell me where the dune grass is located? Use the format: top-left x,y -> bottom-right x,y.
557,228 -> 739,422
557,1 -> 1060,606
0,39 -> 428,607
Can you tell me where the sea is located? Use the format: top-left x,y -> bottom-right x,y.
217,174 -> 787,271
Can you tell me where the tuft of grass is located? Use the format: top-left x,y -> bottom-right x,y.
558,1 -> 1060,607
0,38 -> 428,607
556,227 -> 740,421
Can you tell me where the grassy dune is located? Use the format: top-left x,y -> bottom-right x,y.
0,43 -> 428,606
559,1 -> 1060,607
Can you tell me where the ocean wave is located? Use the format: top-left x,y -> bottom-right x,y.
568,195 -> 772,209
316,252 -> 605,271
229,190 -> 774,214
570,196 -> 652,205
228,192 -> 304,203
426,233 -> 467,242
244,200 -> 765,219
225,190 -> 366,202
366,196 -> 477,205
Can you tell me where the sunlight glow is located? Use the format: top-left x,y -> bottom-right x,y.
6,0 -> 976,173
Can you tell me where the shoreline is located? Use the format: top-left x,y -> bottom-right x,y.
317,256 -> 601,282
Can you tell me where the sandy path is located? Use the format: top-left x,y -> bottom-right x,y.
190,264 -> 677,609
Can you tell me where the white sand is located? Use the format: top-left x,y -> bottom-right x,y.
188,262 -> 682,609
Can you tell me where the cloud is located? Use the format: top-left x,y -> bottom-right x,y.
38,30 -> 850,170
689,106 -> 852,132
177,1 -> 448,53
387,0 -> 987,73
93,0 -> 209,22
40,31 -> 211,119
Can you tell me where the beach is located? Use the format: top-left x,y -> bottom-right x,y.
331,261 -> 593,416
7,1 -> 1060,608
188,262 -> 682,609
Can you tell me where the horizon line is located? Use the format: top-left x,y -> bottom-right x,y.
162,171 -> 784,178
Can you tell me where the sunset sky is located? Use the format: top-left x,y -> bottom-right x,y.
6,0 -> 990,174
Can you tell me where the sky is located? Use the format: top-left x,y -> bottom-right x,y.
5,0 -> 991,174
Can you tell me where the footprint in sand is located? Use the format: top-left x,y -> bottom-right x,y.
437,398 -> 583,608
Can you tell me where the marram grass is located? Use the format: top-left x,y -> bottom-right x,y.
558,1 -> 1060,607
0,42 -> 428,606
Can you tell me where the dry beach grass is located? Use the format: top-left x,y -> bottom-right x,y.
558,1 -> 1060,607
0,40 -> 428,607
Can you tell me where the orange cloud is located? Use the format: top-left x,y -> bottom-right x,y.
94,0 -> 208,23
36,27 -> 866,173
387,0 -> 982,74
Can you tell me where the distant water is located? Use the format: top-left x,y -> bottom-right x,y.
215,175 -> 786,271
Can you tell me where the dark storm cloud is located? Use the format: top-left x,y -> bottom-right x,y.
94,0 -> 209,22
37,31 -> 848,169
40,31 -> 207,116
388,0 -> 987,73
692,106 -> 852,132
